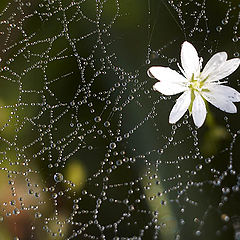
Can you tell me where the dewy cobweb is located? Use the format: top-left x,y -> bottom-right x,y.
0,0 -> 239,240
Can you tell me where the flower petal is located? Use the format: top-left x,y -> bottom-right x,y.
147,66 -> 187,83
202,90 -> 237,113
192,91 -> 207,128
181,41 -> 201,79
205,84 -> 240,102
169,90 -> 191,124
206,58 -> 240,82
201,52 -> 227,79
153,81 -> 187,95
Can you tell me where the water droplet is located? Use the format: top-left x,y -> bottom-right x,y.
232,36 -> 239,42
221,214 -> 230,222
94,116 -> 101,122
195,230 -> 201,236
109,142 -> 116,149
145,59 -> 150,64
116,160 -> 122,166
35,212 -> 42,218
216,26 -> 222,32
104,121 -> 110,127
73,204 -> 79,210
10,200 -> 16,206
234,52 -> 239,57
13,208 -> 20,215
222,187 -> 230,194
221,19 -> 228,25
196,164 -> 202,171
54,173 -> 63,183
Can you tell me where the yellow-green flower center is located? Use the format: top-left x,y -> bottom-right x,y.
188,74 -> 207,92
188,74 -> 208,114
190,79 -> 202,90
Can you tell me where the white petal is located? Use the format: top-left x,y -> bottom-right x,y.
153,81 -> 187,95
205,84 -> 240,102
169,90 -> 191,124
147,66 -> 187,83
202,90 -> 237,113
207,58 -> 240,82
201,52 -> 227,79
181,41 -> 201,79
192,91 -> 207,128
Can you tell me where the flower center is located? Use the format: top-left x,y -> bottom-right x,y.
188,74 -> 205,92
191,80 -> 201,90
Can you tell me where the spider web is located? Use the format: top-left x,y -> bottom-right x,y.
0,0 -> 239,239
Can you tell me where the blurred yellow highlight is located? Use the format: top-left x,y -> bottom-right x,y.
65,160 -> 86,190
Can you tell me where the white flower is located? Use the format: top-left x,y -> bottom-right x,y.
147,41 -> 240,128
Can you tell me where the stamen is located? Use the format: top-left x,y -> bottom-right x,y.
177,63 -> 187,77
